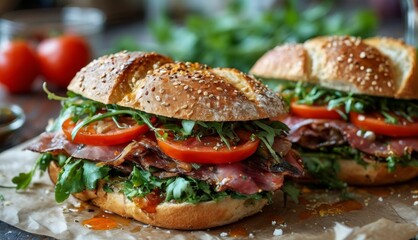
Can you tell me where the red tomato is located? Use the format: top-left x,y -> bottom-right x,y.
157,130 -> 260,164
350,112 -> 418,137
37,35 -> 91,88
0,40 -> 39,93
290,102 -> 342,120
62,117 -> 150,146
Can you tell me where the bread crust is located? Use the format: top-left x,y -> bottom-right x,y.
250,36 -> 418,99
48,162 -> 268,230
68,51 -> 287,121
336,159 -> 418,186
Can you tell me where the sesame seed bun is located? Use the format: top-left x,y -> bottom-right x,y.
48,162 -> 268,230
68,51 -> 287,121
336,159 -> 418,186
250,36 -> 418,99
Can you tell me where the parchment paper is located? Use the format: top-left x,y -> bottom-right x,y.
1,139 -> 418,240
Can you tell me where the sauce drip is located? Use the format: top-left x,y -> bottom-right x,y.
133,190 -> 164,213
299,200 -> 363,220
228,226 -> 248,237
82,210 -> 131,230
82,217 -> 118,230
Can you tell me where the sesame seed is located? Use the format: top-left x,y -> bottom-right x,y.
359,52 -> 366,58
155,96 -> 161,101
203,91 -> 209,96
216,87 -> 223,91
184,85 -> 189,90
366,68 -> 372,73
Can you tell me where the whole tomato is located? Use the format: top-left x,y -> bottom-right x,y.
0,40 -> 40,93
37,35 -> 91,88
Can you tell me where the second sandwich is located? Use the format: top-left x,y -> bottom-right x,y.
251,36 -> 418,187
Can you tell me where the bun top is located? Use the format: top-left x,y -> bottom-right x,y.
68,51 -> 287,121
250,36 -> 418,99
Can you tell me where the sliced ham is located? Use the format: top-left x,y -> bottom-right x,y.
283,116 -> 418,158
27,131 -> 303,195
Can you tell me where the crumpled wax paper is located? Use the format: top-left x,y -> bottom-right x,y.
1,139 -> 418,240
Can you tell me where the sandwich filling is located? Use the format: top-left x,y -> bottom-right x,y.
264,79 -> 418,188
14,90 -> 303,208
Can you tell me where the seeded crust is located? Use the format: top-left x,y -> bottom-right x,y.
336,159 -> 418,186
68,51 -> 287,121
48,162 -> 268,230
250,36 -> 418,99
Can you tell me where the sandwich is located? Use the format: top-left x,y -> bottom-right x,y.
14,51 -> 303,230
250,36 -> 418,188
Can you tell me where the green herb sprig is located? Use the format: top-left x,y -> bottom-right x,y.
264,80 -> 418,123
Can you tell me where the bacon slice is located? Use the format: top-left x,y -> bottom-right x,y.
283,116 -> 418,158
27,131 -> 303,195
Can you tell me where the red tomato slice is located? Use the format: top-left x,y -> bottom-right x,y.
156,130 -> 260,164
349,112 -> 418,137
290,102 -> 342,120
62,117 -> 151,146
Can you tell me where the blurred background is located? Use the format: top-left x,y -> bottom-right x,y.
0,0 -> 407,72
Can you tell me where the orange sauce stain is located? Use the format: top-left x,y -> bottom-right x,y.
228,226 -> 248,237
82,217 -> 118,230
132,190 -> 164,213
82,210 -> 131,230
298,200 -> 363,220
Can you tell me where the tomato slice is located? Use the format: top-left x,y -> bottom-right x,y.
62,116 -> 151,146
350,112 -> 418,137
290,102 -> 342,120
156,130 -> 260,164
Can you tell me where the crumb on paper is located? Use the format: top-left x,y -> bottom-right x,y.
220,232 -> 228,237
273,229 -> 283,236
378,197 -> 383,202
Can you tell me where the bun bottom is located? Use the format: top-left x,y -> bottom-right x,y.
336,159 -> 418,186
48,162 -> 268,230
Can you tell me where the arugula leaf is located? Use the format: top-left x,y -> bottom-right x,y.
281,181 -> 300,203
12,153 -> 53,190
55,160 -> 110,203
0,194 -> 4,202
181,120 -> 196,136
165,177 -> 192,200
83,161 -> 110,190
55,160 -> 84,202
